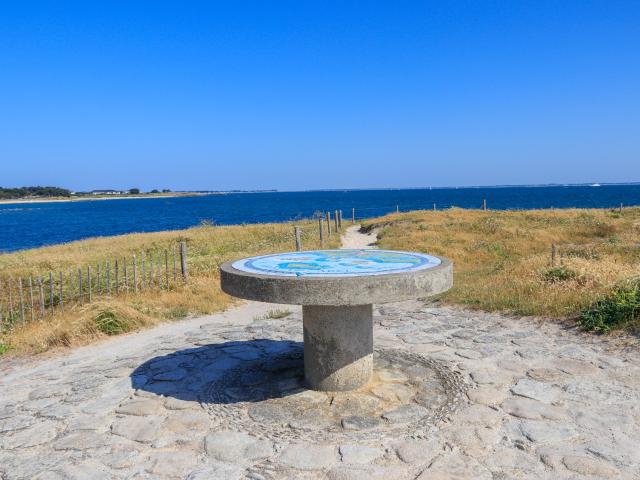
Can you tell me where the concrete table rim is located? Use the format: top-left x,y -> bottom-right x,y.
220,252 -> 453,306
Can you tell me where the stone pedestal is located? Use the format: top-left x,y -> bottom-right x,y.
302,304 -> 373,391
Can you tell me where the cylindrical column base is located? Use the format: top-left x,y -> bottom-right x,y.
303,304 -> 373,391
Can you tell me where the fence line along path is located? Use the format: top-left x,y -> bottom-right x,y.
0,241 -> 189,332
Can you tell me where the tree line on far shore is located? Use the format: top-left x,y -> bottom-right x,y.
0,186 -> 71,199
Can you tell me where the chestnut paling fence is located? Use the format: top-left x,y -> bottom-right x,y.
0,241 -> 188,332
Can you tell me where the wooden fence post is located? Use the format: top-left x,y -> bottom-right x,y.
619,203 -> 623,213
38,277 -> 45,320
294,226 -> 302,251
140,252 -> 146,290
319,217 -> 325,248
7,281 -> 13,320
28,276 -> 35,322
87,266 -> 92,303
433,203 -> 437,211
352,207 -> 355,224
78,268 -> 83,305
149,252 -> 154,287
97,263 -> 102,296
164,250 -> 169,288
106,261 -> 111,295
18,278 -> 25,325
69,270 -> 74,304
172,246 -> 177,281
396,205 -> 400,214
180,241 -> 188,282
334,210 -> 339,232
157,250 -> 162,286
115,259 -> 119,295
59,272 -> 64,313
124,261 -> 129,294
339,210 -> 343,229
483,199 -> 487,211
326,211 -> 332,236
133,253 -> 138,293
551,244 -> 557,267
48,272 -> 54,315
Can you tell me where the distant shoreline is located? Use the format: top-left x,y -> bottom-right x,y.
0,192 -> 208,205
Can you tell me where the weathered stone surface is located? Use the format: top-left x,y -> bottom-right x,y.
552,358 -> 600,376
185,463 -> 245,480
204,431 -> 273,463
455,349 -> 483,360
519,420 -> 577,444
53,430 -> 111,450
153,368 -> 188,382
0,414 -> 36,433
469,370 -> 511,386
146,450 -> 201,478
416,453 -> 492,480
0,277 -> 638,480
111,415 -> 164,443
511,378 -> 561,404
562,455 -> 620,477
164,397 -> 199,410
466,387 -> 508,406
115,398 -> 164,416
381,404 -> 428,423
0,420 -> 58,449
501,397 -> 567,420
247,403 -> 292,423
327,465 -> 412,480
278,444 -> 338,470
339,444 -> 383,464
341,415 -> 381,430
28,384 -> 68,400
453,404 -> 502,428
526,368 -> 567,383
395,439 -> 441,464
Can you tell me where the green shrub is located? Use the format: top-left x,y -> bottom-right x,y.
544,266 -> 577,283
94,309 -> 129,335
0,343 -> 13,355
579,280 -> 640,333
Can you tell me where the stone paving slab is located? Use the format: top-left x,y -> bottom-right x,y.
0,299 -> 639,480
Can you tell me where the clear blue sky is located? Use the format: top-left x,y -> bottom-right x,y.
1,1 -> 639,191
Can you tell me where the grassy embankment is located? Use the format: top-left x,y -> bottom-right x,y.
363,207 -> 640,333
0,221 -> 338,355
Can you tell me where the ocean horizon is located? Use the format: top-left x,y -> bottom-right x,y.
1,183 -> 639,252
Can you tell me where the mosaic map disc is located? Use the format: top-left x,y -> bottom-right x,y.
231,249 -> 441,277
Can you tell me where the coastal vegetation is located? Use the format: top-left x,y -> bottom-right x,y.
0,220 -> 338,355
0,186 -> 71,199
2,206 -> 638,357
362,207 -> 640,333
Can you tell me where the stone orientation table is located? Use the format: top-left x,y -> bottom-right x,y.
221,249 -> 452,391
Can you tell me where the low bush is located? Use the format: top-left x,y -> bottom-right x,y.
543,266 -> 577,283
94,309 -> 131,335
579,279 -> 640,333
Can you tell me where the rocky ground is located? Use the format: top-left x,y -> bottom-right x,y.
0,227 -> 638,479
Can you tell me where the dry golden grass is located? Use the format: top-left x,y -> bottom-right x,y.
363,207 -> 640,320
0,220 -> 338,355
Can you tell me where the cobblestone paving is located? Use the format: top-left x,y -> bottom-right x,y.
1,298 -> 638,479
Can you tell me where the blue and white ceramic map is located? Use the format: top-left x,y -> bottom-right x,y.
232,249 -> 441,277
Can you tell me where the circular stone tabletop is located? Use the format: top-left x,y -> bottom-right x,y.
221,249 -> 453,306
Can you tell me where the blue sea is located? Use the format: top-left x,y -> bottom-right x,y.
1,184 -> 638,252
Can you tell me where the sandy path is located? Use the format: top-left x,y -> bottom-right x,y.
0,228 -> 638,479
341,224 -> 378,249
